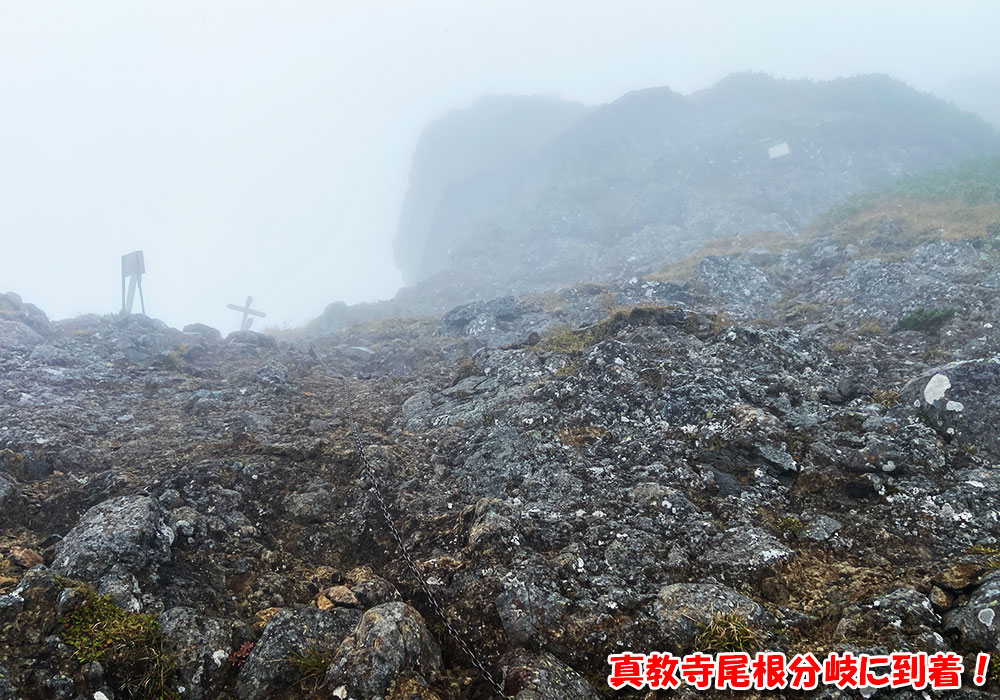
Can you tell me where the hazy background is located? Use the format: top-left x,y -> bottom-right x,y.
2,1 -> 999,332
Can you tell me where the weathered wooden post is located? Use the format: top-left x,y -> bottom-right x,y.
227,296 -> 266,331
121,250 -> 146,315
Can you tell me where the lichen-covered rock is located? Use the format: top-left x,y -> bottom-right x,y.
345,568 -> 402,609
503,649 -> 601,700
943,571 -> 1000,652
159,606 -> 233,700
236,606 -> 360,700
326,602 -> 441,700
902,358 -> 1000,459
496,573 -> 570,645
654,583 -> 769,653
52,495 -> 174,582
836,587 -> 945,651
698,526 -> 793,585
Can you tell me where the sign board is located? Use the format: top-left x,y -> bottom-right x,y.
768,142 -> 790,159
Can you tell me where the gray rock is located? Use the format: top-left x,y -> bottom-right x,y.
0,319 -> 44,351
326,602 -> 441,699
654,582 -> 768,653
52,495 -> 174,582
159,606 -> 232,700
401,391 -> 433,419
837,587 -> 944,651
236,606 -> 360,700
800,514 -> 843,542
496,575 -> 570,645
699,526 -> 792,584
182,323 -> 223,342
0,474 -> 24,530
347,573 -> 402,609
284,489 -> 334,524
225,331 -> 279,350
943,571 -> 1000,651
902,358 -> 1000,459
0,291 -> 50,334
504,649 -> 600,700
698,256 -> 782,317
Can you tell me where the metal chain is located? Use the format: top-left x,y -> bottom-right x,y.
310,347 -> 513,700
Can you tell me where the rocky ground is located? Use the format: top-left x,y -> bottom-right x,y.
2,205 -> 1000,699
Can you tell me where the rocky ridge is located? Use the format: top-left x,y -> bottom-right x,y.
2,188 -> 1000,698
392,73 -> 1000,303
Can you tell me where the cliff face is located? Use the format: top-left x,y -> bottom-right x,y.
394,73 -> 1000,297
393,95 -> 590,284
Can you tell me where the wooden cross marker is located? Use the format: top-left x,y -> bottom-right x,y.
227,296 -> 266,331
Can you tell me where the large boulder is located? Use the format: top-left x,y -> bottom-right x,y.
902,358 -> 1000,459
52,496 -> 174,582
0,319 -> 44,352
236,606 -> 360,700
0,292 -> 50,334
326,602 -> 442,699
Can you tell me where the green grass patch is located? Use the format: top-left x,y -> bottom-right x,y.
58,579 -> 178,700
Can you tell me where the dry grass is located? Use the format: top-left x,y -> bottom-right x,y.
557,425 -> 610,447
651,229 -> 801,283
693,612 -> 765,653
819,198 -> 1000,258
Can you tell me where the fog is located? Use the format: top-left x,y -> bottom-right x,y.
2,1 -> 998,332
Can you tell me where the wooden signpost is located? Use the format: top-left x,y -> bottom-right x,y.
121,250 -> 146,315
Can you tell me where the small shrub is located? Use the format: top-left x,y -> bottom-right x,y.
693,612 -> 763,653
925,346 -> 952,361
895,307 -> 956,333
778,516 -> 805,535
162,343 -> 189,372
228,642 -> 254,669
831,341 -> 852,354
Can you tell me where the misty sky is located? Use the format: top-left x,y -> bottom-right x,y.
2,1 -> 999,333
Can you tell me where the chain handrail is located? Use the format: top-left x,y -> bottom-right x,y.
310,346 -> 513,700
